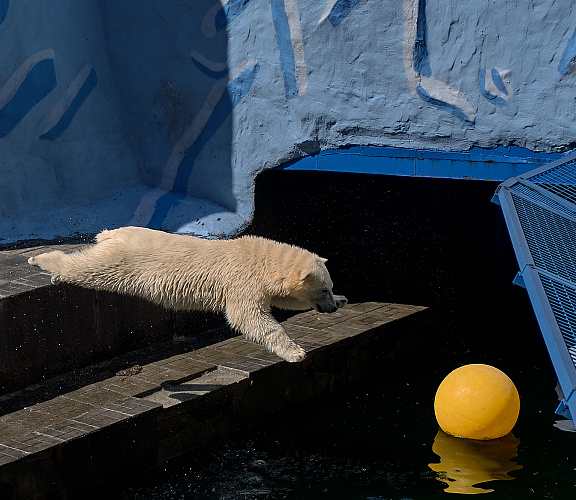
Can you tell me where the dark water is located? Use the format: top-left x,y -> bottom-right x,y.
117,172 -> 576,499
117,304 -> 575,500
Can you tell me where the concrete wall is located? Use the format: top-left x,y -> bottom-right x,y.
1,0 -> 575,243
0,0 -> 142,243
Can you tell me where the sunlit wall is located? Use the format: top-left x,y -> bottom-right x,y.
1,0 -> 575,243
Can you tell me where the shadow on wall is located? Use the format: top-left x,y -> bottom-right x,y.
0,0 -> 251,245
100,0 -> 241,235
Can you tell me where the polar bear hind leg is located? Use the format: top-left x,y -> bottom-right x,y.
28,251 -> 69,284
28,240 -> 116,287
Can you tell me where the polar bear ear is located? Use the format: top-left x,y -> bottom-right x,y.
281,267 -> 311,293
299,269 -> 312,281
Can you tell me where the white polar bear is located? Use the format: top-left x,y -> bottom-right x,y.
28,227 -> 347,362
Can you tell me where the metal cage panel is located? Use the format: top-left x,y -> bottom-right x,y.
494,151 -> 576,419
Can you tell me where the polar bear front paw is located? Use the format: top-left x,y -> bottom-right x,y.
278,344 -> 306,363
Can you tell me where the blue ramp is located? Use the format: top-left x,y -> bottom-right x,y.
493,152 -> 576,420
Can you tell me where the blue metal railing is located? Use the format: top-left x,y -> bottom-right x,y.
278,146 -> 560,181
493,152 -> 576,419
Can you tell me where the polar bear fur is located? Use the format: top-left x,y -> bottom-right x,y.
28,226 -> 347,362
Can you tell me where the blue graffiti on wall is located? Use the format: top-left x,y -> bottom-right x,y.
0,1 -> 96,140
416,86 -> 474,125
191,52 -> 229,80
167,64 -> 259,196
0,50 -> 57,138
319,0 -> 363,25
0,0 -> 8,25
479,68 -> 511,108
131,0 -> 309,228
559,27 -> 576,75
320,0 -> 488,129
326,0 -> 362,26
203,0 -> 307,100
41,65 -> 98,140
403,0 -> 475,126
270,0 -> 299,99
131,60 -> 261,228
214,0 -> 254,32
413,0 -> 431,77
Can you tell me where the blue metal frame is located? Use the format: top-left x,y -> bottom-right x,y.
494,151 -> 576,419
278,146 -> 562,181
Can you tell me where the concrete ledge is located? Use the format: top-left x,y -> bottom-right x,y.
0,245 -> 225,394
0,302 -> 426,499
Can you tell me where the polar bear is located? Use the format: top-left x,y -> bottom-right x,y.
28,227 -> 347,362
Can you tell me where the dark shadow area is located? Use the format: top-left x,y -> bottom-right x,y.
99,0 -> 237,221
0,320 -> 234,418
246,168 -> 546,381
0,233 -> 96,251
248,169 -> 524,308
0,283 -> 228,394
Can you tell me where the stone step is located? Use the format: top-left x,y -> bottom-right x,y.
0,245 -> 225,394
0,301 -> 426,499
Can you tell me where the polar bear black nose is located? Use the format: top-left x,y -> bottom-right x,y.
317,302 -> 338,313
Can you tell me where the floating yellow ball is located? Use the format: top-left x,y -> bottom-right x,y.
434,364 -> 520,440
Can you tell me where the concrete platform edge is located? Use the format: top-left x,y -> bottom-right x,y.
0,302 -> 427,499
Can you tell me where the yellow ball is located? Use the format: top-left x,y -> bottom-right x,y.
434,364 -> 520,440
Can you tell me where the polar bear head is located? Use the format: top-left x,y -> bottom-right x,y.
305,259 -> 340,313
281,257 -> 341,313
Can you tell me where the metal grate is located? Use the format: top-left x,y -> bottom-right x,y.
539,273 -> 576,366
511,193 -> 576,283
511,183 -> 576,217
525,158 -> 576,205
494,151 -> 576,419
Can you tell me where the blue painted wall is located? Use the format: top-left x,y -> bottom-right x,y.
1,0 -> 575,243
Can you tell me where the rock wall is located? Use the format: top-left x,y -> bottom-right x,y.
1,0 -> 575,243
